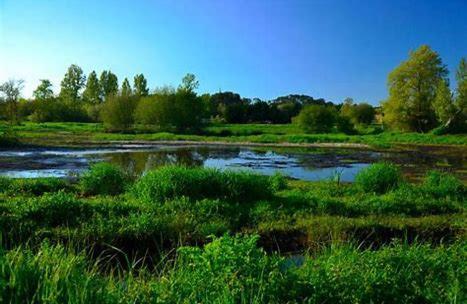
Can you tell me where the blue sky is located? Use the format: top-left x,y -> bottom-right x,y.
1,0 -> 466,104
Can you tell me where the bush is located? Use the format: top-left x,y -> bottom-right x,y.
157,234 -> 285,303
101,95 -> 137,132
294,105 -> 336,133
336,115 -> 356,134
355,162 -> 402,194
135,89 -> 206,132
133,166 -> 275,203
80,163 -> 126,196
422,170 -> 465,198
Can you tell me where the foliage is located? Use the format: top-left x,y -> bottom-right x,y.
134,78 -> 205,132
433,79 -> 455,125
80,163 -> 127,195
0,177 -> 71,196
0,237 -> 464,303
355,162 -> 402,194
157,234 -> 284,303
382,45 -> 448,132
101,94 -> 137,131
133,73 -> 149,96
59,64 -> 86,103
0,79 -> 24,124
133,166 -> 275,203
121,77 -> 132,96
422,170 -> 465,199
31,97 -> 89,122
295,104 -> 336,133
99,70 -> 118,100
82,70 -> 101,104
33,79 -> 54,101
293,242 -> 465,303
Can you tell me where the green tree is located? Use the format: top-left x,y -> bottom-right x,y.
59,64 -> 86,103
353,103 -> 375,125
100,70 -> 118,100
33,79 -> 54,101
433,80 -> 455,125
101,95 -> 137,132
455,58 -> 466,113
295,105 -> 336,133
340,97 -> 354,119
83,71 -> 101,104
121,78 -> 132,96
0,79 -> 24,124
133,74 -> 149,96
382,45 -> 448,132
179,73 -> 199,92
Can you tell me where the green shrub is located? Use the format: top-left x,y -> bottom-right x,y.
157,234 -> 285,303
294,105 -> 336,133
269,172 -> 288,192
133,166 -> 275,203
80,163 -> 126,196
355,162 -> 402,194
422,170 -> 465,199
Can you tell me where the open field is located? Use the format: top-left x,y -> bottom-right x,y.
5,122 -> 467,148
0,164 -> 465,302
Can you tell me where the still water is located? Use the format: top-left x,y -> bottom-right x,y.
0,144 -> 465,182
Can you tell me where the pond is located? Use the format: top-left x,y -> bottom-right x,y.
0,144 -> 465,182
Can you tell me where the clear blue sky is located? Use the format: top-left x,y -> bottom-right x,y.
1,0 -> 466,104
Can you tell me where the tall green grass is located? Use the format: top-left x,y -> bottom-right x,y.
80,163 -> 127,196
0,235 -> 464,303
132,166 -> 279,203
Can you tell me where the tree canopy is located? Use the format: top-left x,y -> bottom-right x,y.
382,45 -> 448,132
59,64 -> 86,103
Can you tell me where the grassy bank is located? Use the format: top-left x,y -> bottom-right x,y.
7,122 -> 467,148
0,164 -> 465,302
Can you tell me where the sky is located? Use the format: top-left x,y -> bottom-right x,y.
0,0 -> 466,105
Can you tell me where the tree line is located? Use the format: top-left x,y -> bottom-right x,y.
0,44 -> 465,134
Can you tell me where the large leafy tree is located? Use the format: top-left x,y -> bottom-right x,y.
455,58 -> 466,113
433,79 -> 454,125
0,79 -> 24,124
100,70 -> 118,100
59,64 -> 86,103
179,73 -> 199,93
121,78 -> 132,96
33,79 -> 54,101
382,45 -> 448,132
83,71 -> 101,104
133,74 -> 149,96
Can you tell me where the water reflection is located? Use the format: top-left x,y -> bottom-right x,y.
0,144 -> 465,182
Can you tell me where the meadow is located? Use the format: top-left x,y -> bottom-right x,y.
0,163 -> 465,303
5,122 -> 467,148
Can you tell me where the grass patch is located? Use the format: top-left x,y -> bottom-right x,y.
132,166 -> 278,203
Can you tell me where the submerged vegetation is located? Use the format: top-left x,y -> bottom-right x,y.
0,163 -> 465,302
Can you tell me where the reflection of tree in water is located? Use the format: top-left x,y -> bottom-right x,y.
106,149 -> 205,177
100,145 -> 466,181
